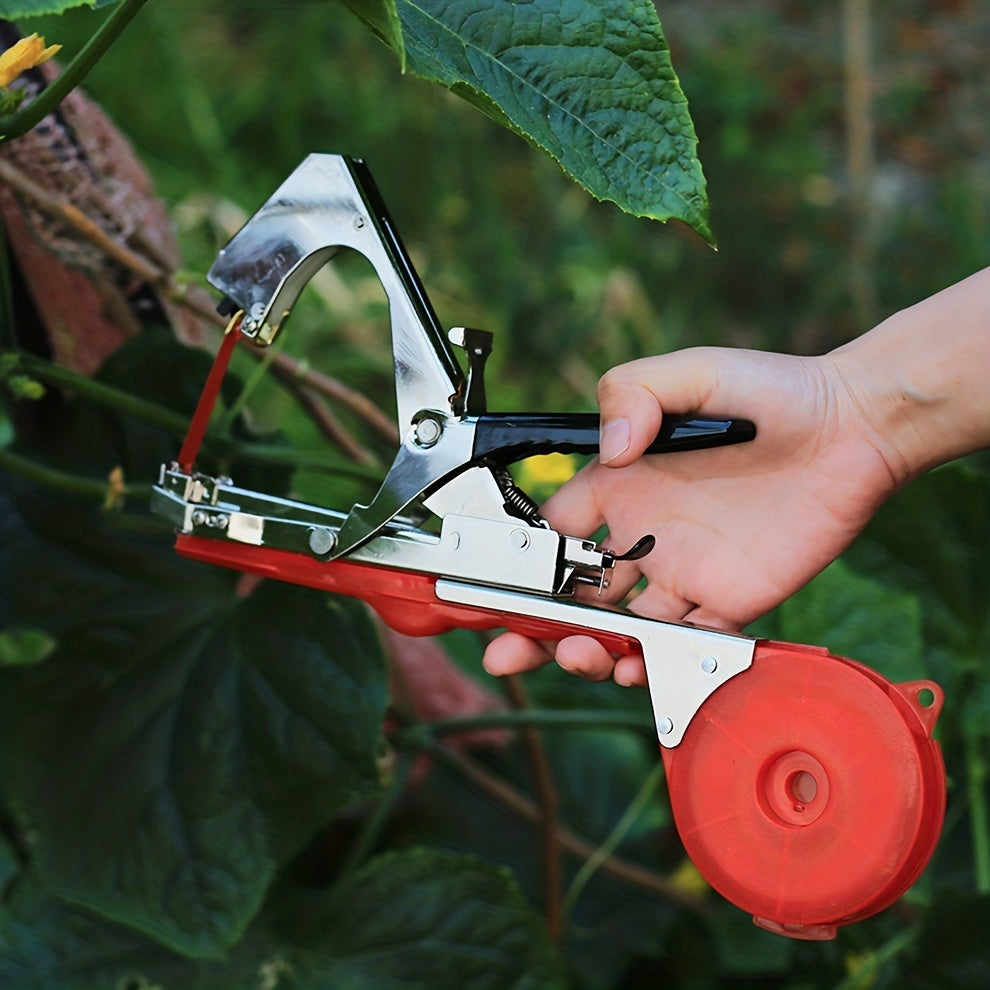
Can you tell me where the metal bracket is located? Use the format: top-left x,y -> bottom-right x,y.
434,580 -> 756,747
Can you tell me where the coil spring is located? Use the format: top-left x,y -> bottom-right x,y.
496,470 -> 545,524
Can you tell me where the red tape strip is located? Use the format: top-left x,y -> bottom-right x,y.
177,318 -> 243,472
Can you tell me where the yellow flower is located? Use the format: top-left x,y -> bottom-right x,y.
0,34 -> 61,88
515,453 -> 579,490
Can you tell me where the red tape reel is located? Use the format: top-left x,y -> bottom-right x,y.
662,641 -> 946,940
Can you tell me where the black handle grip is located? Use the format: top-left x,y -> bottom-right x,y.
472,412 -> 755,465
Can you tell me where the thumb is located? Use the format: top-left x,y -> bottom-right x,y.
597,350 -> 717,467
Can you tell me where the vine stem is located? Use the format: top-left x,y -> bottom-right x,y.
966,728 -> 990,893
6,351 -> 381,477
0,445 -> 149,501
832,925 -> 917,990
562,762 -> 665,919
505,675 -> 563,941
0,155 -> 395,448
334,752 -> 416,886
407,708 -> 656,739
412,736 -> 706,913
0,0 -> 151,142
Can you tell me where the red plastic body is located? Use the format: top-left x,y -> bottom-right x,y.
175,534 -> 644,651
176,535 -> 946,938
662,642 -> 945,939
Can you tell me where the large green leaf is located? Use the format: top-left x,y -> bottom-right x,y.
0,0 -> 116,17
339,0 -> 404,64
0,327 -> 388,957
271,847 -> 566,989
773,557 -> 927,683
0,481 -> 388,957
395,0 -> 711,239
1,850 -> 563,988
845,461 -> 990,660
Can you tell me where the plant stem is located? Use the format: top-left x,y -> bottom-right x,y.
406,708 -> 656,740
0,157 -> 394,450
335,752 -> 415,885
505,676 -> 563,941
832,925 -> 917,990
9,351 -> 380,478
562,762 -> 665,919
0,0 -> 151,142
0,217 -> 15,353
17,351 -> 190,434
966,729 -> 990,893
415,737 -> 705,913
0,446 -> 150,502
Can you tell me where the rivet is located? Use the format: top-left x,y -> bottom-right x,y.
657,717 -> 674,736
509,529 -> 530,551
308,526 -> 336,556
701,655 -> 718,674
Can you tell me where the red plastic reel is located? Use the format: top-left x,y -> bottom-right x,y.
661,641 -> 946,940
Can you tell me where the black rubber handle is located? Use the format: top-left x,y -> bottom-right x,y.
472,412 -> 755,465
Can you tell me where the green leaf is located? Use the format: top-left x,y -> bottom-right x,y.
0,832 -> 18,895
0,878 -> 282,990
774,557 -> 927,683
0,479 -> 388,957
0,1 -> 116,18
395,0 -> 711,239
845,460 -> 990,659
903,888 -> 990,988
272,847 -> 566,989
338,0 -> 404,66
1,850 -> 564,989
0,628 -> 55,666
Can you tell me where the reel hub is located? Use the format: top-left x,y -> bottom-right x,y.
662,642 -> 946,939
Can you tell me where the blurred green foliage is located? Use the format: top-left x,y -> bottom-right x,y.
3,1 -> 990,987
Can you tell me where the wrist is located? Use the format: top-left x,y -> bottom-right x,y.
826,267 -> 990,485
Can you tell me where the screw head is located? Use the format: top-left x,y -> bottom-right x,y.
414,417 -> 443,447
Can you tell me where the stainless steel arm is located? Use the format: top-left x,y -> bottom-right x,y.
206,153 -> 465,427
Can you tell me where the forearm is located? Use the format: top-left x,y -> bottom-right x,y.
826,266 -> 990,484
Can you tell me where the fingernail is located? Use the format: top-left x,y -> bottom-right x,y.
599,418 -> 630,464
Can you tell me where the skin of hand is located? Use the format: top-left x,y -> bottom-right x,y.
482,267 -> 990,688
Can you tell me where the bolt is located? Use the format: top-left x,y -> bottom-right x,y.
701,655 -> 718,674
212,513 -> 230,530
509,529 -> 530,551
657,716 -> 674,736
191,509 -> 207,527
308,526 -> 336,556
414,418 -> 443,447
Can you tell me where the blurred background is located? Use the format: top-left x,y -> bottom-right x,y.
7,2 -> 990,986
27,0 -> 990,417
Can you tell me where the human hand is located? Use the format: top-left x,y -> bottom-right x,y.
483,345 -> 906,687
